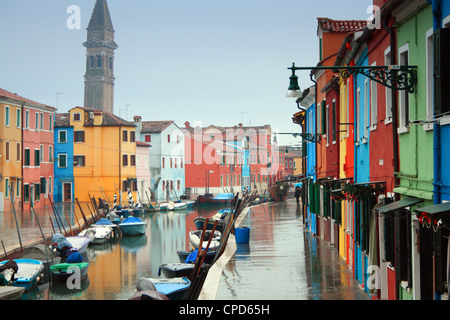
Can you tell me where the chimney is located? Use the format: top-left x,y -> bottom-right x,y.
184,121 -> 191,128
133,115 -> 142,135
133,115 -> 142,122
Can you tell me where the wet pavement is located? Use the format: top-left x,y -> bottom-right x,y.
207,199 -> 369,300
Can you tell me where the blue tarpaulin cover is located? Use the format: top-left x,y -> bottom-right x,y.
52,233 -> 72,249
213,193 -> 234,200
121,217 -> 143,224
66,252 -> 83,263
95,218 -> 114,226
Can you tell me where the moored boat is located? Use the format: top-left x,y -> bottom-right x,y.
119,216 -> 147,236
0,259 -> 44,292
193,208 -> 230,232
160,201 -> 188,211
196,193 -> 234,206
189,230 -> 221,250
177,249 -> 216,265
158,263 -> 208,278
79,225 -> 114,244
51,234 -> 91,257
137,277 -> 190,300
50,262 -> 89,282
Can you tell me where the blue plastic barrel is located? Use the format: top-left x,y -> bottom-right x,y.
235,227 -> 250,244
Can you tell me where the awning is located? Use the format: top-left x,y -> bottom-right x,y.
375,197 -> 423,214
419,202 -> 450,215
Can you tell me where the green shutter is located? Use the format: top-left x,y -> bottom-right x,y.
321,100 -> 326,135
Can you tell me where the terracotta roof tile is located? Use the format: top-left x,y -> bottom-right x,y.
317,18 -> 367,33
55,113 -> 70,127
0,88 -> 55,110
141,121 -> 174,133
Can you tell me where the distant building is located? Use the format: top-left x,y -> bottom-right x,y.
54,113 -> 74,202
134,117 -> 185,202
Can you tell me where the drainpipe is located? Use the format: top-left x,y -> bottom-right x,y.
432,0 -> 441,205
383,18 -> 399,200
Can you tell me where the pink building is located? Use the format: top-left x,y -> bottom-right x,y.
22,101 -> 56,210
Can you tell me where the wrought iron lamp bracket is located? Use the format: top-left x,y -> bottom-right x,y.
278,132 -> 322,143
288,63 -> 418,94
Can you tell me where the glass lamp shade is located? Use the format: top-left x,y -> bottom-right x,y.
286,73 -> 301,98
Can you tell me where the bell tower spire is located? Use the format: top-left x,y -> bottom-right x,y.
83,0 -> 118,114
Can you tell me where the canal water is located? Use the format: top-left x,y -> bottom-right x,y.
1,203 -> 223,300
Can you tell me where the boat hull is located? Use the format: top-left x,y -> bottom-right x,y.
177,250 -> 216,264
0,259 -> 44,292
50,263 -> 89,282
137,277 -> 190,300
196,195 -> 230,205
158,263 -> 208,278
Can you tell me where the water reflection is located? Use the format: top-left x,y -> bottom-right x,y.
19,205 -> 224,300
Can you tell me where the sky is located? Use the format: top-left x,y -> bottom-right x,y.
0,0 -> 372,146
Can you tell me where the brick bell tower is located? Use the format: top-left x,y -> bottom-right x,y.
83,0 -> 118,114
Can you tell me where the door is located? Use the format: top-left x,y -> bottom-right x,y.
63,183 -> 72,202
30,185 -> 34,208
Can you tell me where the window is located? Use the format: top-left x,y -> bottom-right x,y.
25,110 -> 29,129
16,142 -> 20,161
326,104 -> 329,145
162,157 -> 165,168
89,56 -> 95,69
130,131 -> 135,142
5,178 -> 9,198
40,113 -> 44,130
58,154 -> 67,168
24,184 -> 29,202
370,76 -> 378,130
122,154 -> 128,166
332,99 -> 337,143
16,109 -> 21,128
59,130 -> 67,143
24,148 -> 30,166
122,180 -> 128,192
40,145 -> 44,163
356,88 -> 361,143
425,28 -> 434,130
74,131 -> 85,142
74,155 -> 85,167
364,80 -> 369,140
35,184 -> 40,201
35,112 -> 39,130
49,145 -> 53,163
97,55 -> 102,68
40,177 -> 46,195
145,135 -> 151,143
49,115 -> 53,131
5,106 -> 10,126
398,44 -> 410,131
130,155 -> 136,166
48,176 -> 52,194
385,47 -> 393,123
73,113 -> 81,121
167,134 -> 171,143
5,142 -> 9,161
35,149 -> 40,167
122,130 -> 128,142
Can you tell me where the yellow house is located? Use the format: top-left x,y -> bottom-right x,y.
0,90 -> 23,211
69,107 -> 137,204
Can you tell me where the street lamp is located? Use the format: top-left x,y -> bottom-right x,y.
286,63 -> 301,98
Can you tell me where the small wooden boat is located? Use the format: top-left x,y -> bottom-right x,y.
177,249 -> 216,264
144,202 -> 160,212
0,286 -> 25,300
51,234 -> 91,257
21,244 -> 61,274
196,193 -> 234,206
160,201 -> 188,211
128,290 -> 169,300
137,277 -> 191,300
50,262 -> 89,282
119,217 -> 147,236
189,230 -> 221,250
79,225 -> 113,244
194,209 -> 230,232
158,263 -> 208,278
0,259 -> 44,292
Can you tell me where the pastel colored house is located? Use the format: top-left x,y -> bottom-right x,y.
135,141 -> 151,204
60,107 -> 137,204
54,113 -> 74,202
135,118 -> 185,202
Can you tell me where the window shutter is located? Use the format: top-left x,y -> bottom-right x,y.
321,100 -> 326,134
434,28 -> 450,116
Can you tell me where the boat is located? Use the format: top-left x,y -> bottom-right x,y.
189,230 -> 221,250
144,202 -> 160,212
0,259 -> 44,292
128,290 -> 169,300
79,225 -> 114,244
158,263 -> 208,278
160,201 -> 188,211
119,216 -> 147,236
177,249 -> 216,265
50,262 -> 89,282
196,193 -> 234,206
51,234 -> 91,257
20,244 -> 61,274
137,277 -> 191,300
0,286 -> 25,300
193,209 -> 231,232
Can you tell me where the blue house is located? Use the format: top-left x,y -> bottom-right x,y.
53,113 -> 74,202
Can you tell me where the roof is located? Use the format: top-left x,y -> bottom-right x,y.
317,18 -> 368,34
55,113 -> 70,127
136,141 -> 151,147
141,121 -> 174,133
87,0 -> 114,32
70,107 -> 136,127
375,197 -> 424,214
0,88 -> 55,110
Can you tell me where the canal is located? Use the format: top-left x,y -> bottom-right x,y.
2,204 -> 222,300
